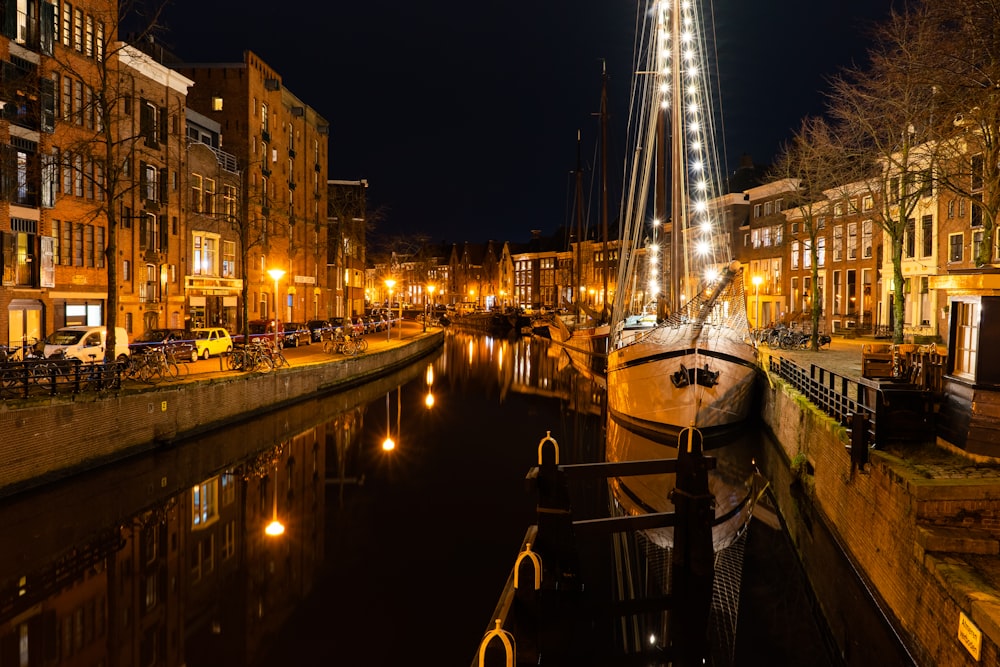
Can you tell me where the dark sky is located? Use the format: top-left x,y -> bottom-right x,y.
155,0 -> 897,245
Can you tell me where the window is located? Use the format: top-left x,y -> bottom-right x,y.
222,241 -> 236,277
804,240 -> 812,269
791,241 -> 799,270
775,198 -> 783,212
954,300 -> 979,379
834,202 -> 844,217
847,222 -> 857,260
948,200 -> 955,218
973,230 -> 984,263
753,203 -> 761,218
816,236 -> 825,267
85,14 -> 93,57
192,479 -> 219,528
73,222 -> 82,266
862,220 -> 873,259
921,215 -> 933,257
949,233 -> 963,263
192,233 -> 218,275
61,221 -> 72,264
123,258 -> 130,281
212,96 -> 223,111
203,178 -> 216,214
73,7 -> 82,51
140,100 -> 160,146
222,185 -> 237,219
261,102 -> 269,134
904,218 -> 915,258
190,173 -> 202,212
764,201 -> 773,216
84,223 -> 93,267
833,225 -> 843,262
141,163 -> 158,202
862,195 -> 873,211
73,79 -> 83,125
62,3 -> 70,47
972,194 -> 983,228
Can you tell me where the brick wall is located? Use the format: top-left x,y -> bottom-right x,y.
761,376 -> 1000,666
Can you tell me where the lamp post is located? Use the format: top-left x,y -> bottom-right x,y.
752,275 -> 763,331
425,284 -> 436,332
384,279 -> 396,341
267,268 -> 285,326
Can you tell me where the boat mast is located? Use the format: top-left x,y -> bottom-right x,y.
574,129 -> 585,323
668,0 -> 684,317
600,62 -> 609,322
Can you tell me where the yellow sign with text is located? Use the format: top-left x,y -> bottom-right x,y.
958,611 -> 981,661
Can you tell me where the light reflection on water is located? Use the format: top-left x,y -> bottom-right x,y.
0,330 -> 858,666
0,331 -> 608,666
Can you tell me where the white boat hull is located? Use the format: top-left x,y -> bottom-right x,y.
606,323 -> 758,438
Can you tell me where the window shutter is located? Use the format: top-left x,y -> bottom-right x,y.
159,168 -> 168,204
159,214 -> 168,251
159,106 -> 167,140
139,161 -> 148,200
40,77 -> 55,133
40,3 -> 55,55
138,213 -> 147,249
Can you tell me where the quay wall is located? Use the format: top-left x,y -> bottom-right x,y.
761,373 -> 1000,666
0,332 -> 443,498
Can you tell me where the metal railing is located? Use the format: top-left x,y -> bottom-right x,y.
768,355 -> 939,450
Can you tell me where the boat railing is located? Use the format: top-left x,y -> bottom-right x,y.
767,356 -> 938,450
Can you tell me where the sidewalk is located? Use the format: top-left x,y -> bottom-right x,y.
758,335 -> 868,382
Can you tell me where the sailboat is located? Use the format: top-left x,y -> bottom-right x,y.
606,0 -> 759,443
542,65 -> 613,380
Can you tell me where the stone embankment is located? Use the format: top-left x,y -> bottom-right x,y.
761,338 -> 1000,666
0,326 -> 443,499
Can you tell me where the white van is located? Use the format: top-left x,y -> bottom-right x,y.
43,326 -> 130,362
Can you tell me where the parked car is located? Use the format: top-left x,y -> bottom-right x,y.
190,327 -> 233,360
43,325 -> 131,362
282,322 -> 312,347
247,319 -> 284,348
306,319 -> 332,342
129,328 -> 198,363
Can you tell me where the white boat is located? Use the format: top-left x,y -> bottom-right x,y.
606,0 -> 759,442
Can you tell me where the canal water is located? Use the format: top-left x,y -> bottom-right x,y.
0,329 -> 897,665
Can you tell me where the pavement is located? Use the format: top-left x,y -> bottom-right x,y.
759,334 -> 868,381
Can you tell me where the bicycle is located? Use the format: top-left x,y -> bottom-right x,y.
322,328 -> 359,356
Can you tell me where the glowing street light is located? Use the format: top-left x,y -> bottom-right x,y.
424,284 -> 436,332
267,268 -> 285,324
384,278 -> 396,341
752,275 -> 763,330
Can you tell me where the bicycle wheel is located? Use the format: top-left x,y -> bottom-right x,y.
322,339 -> 334,354
255,354 -> 273,373
227,349 -> 246,371
356,337 -> 369,353
341,340 -> 359,356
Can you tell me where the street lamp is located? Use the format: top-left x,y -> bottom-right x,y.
267,268 -> 285,326
384,279 -> 396,341
425,284 -> 436,332
752,275 -> 763,331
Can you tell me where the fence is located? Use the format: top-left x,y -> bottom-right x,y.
768,356 -> 938,449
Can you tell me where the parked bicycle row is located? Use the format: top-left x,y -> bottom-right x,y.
751,324 -> 832,350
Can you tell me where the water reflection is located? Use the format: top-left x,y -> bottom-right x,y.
0,331 -> 611,665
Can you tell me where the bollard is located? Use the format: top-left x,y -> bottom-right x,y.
478,619 -> 516,667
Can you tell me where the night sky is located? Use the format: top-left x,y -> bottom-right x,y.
155,0 -> 897,245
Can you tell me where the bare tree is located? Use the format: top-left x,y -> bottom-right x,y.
46,0 -> 175,360
920,0 -> 1000,266
770,117 -> 842,350
826,5 -> 939,344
